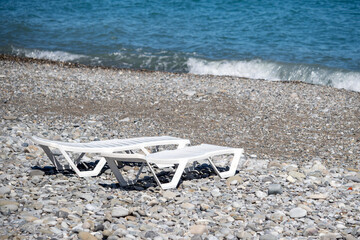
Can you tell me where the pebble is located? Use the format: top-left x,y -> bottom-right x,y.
259,234 -> 278,240
226,175 -> 242,187
289,207 -> 307,218
189,225 -> 207,235
303,227 -> 318,237
111,207 -> 129,218
256,191 -> 267,199
78,231 -> 98,240
56,210 -> 69,219
211,188 -> 221,197
145,231 -> 159,238
268,184 -> 282,195
288,171 -> 306,180
181,202 -> 195,210
309,193 -> 327,199
162,191 -> 178,199
269,211 -> 286,222
0,186 -> 11,195
346,175 -> 360,183
29,169 -> 45,177
286,175 -> 296,183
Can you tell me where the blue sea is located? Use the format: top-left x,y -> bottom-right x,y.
1,0 -> 359,91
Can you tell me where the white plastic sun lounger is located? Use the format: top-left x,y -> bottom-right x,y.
31,136 -> 190,177
102,144 -> 244,189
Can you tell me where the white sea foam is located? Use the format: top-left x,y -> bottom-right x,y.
187,58 -> 360,92
12,47 -> 86,62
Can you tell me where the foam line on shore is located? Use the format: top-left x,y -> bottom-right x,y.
187,58 -> 360,92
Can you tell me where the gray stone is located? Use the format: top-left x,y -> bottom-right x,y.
50,227 -> 63,235
1,204 -> 18,213
162,191 -> 178,199
183,90 -> 196,97
346,176 -> 360,183
268,184 -> 283,195
29,169 -> 45,177
0,186 -> 11,195
111,207 -> 129,218
94,224 -> 104,232
289,171 -> 305,180
259,234 -> 278,240
303,227 -> 318,237
145,231 -> 159,238
85,204 -> 97,211
56,210 -> 69,219
181,202 -> 195,210
80,193 -> 94,201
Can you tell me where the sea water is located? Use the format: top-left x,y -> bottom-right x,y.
1,0 -> 359,91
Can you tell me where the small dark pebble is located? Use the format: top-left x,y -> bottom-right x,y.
94,224 -> 104,232
56,210 -> 69,219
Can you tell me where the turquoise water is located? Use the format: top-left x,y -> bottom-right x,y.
1,0 -> 360,91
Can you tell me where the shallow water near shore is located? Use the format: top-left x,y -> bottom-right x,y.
1,0 -> 360,91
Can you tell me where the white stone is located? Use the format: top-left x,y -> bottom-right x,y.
255,191 -> 267,199
85,204 -> 97,211
289,207 -> 307,218
286,175 -> 296,183
183,90 -> 196,97
111,207 -> 129,217
211,189 -> 221,197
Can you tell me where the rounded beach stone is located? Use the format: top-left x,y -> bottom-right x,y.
256,191 -> 267,199
29,170 -> 45,177
111,207 -> 129,218
189,225 -> 207,235
289,207 -> 307,218
145,231 -> 159,238
0,186 -> 11,195
268,184 -> 283,195
211,188 -> 221,197
78,231 -> 97,240
181,202 -> 195,210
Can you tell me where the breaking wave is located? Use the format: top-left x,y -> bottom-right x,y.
187,58 -> 360,92
12,47 -> 86,62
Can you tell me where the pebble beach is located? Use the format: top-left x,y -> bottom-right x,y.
0,54 -> 359,239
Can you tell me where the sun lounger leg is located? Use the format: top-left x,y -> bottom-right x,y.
105,157 -> 129,186
40,145 -> 65,171
147,161 -> 187,189
134,163 -> 145,183
74,152 -> 86,165
59,149 -> 84,177
207,150 -> 243,178
57,149 -> 106,177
